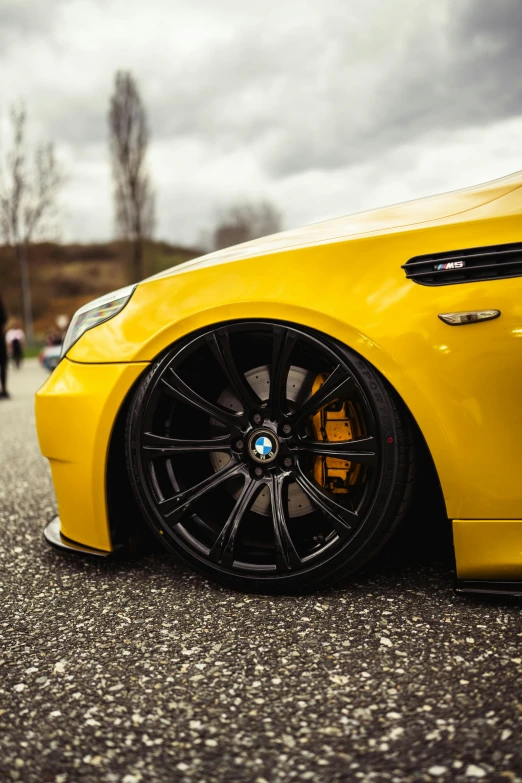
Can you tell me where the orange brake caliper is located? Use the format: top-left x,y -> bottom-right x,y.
311,373 -> 362,494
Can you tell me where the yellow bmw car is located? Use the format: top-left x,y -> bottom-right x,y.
36,171 -> 522,594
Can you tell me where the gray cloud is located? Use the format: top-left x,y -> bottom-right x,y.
0,0 -> 66,50
372,1 -> 522,152
0,0 -> 521,244
7,0 -> 521,167
232,0 -> 522,176
140,0 -> 522,178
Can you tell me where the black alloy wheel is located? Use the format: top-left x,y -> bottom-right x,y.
126,322 -> 415,592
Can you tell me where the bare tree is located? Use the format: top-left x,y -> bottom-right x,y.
0,105 -> 63,343
213,200 -> 282,251
109,71 -> 155,281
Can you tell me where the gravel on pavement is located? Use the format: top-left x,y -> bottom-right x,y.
0,360 -> 521,783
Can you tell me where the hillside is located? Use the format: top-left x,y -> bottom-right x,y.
0,240 -> 202,339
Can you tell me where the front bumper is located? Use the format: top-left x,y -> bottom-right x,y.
35,358 -> 149,552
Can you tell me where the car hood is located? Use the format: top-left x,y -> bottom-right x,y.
148,170 -> 522,282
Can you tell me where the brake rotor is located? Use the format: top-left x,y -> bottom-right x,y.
210,365 -> 315,517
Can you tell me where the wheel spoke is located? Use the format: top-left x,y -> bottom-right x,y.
159,460 -> 242,519
207,328 -> 263,414
269,474 -> 302,571
142,432 -> 233,457
209,476 -> 261,566
292,435 -> 377,466
268,326 -> 297,418
161,368 -> 247,433
286,364 -> 353,425
293,461 -> 356,538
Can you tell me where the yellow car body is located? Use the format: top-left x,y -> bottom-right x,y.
36,171 -> 522,592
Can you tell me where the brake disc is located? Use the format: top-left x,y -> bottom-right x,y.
210,365 -> 315,517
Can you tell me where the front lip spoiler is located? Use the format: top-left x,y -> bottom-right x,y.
44,517 -> 111,557
456,579 -> 522,597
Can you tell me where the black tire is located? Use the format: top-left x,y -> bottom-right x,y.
126,321 -> 415,592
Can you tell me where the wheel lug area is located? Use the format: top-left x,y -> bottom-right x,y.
252,413 -> 263,425
235,439 -> 244,451
254,466 -> 264,478
283,457 -> 293,468
282,423 -> 292,435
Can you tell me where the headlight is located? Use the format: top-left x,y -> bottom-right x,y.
61,284 -> 136,357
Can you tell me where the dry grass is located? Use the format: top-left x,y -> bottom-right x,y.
1,240 -> 201,339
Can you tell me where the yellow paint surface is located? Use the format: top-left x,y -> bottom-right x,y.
36,359 -> 148,551
453,520 -> 522,579
36,171 -> 522,577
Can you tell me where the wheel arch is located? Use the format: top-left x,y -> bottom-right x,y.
139,304 -> 453,514
106,314 -> 449,549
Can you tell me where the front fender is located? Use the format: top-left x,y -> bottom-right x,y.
67,206 -> 522,523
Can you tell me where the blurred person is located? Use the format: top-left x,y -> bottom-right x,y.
39,330 -> 63,373
46,330 -> 62,347
6,322 -> 25,369
0,296 -> 9,398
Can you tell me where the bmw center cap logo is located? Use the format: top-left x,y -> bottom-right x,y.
255,437 -> 272,456
248,429 -> 279,463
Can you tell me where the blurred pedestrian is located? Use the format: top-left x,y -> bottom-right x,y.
0,296 -> 9,398
6,322 -> 25,369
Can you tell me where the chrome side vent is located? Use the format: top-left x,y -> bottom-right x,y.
402,242 -> 522,286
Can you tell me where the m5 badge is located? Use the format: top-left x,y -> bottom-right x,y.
434,260 -> 465,271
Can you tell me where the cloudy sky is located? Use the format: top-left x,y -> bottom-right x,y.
1,0 -> 522,247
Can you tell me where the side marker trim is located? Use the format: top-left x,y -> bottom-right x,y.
438,310 -> 500,326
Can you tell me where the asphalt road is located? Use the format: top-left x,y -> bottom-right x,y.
1,360 -> 521,783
